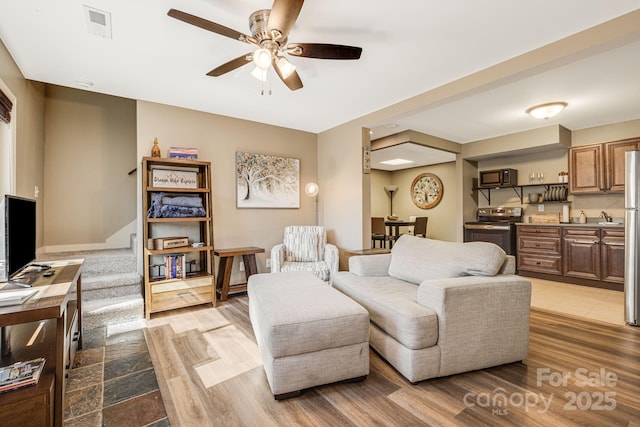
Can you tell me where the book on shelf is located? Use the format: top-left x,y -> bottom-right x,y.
164,254 -> 187,280
0,358 -> 46,393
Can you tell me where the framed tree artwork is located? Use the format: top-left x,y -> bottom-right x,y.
236,151 -> 300,208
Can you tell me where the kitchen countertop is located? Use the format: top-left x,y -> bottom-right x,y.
516,222 -> 624,228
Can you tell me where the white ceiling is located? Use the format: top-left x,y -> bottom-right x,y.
1,1 -> 639,146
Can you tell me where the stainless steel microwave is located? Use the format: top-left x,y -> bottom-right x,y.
479,169 -> 518,187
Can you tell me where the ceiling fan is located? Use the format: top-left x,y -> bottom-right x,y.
167,0 -> 362,91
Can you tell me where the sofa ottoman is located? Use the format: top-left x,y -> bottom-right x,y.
248,271 -> 370,399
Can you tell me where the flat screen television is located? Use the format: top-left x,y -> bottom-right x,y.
0,195 -> 36,282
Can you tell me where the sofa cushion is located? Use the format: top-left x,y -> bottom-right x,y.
285,231 -> 319,262
388,235 -> 506,285
332,272 -> 438,350
280,260 -> 330,282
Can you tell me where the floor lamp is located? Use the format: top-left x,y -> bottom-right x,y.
305,182 -> 319,224
384,185 -> 398,216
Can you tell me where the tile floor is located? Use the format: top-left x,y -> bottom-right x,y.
63,321 -> 169,427
529,277 -> 625,326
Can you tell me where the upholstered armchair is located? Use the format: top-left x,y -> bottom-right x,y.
271,225 -> 339,282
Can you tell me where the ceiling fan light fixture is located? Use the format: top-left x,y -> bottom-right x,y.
526,102 -> 568,119
251,66 -> 268,82
276,56 -> 296,79
253,48 -> 272,70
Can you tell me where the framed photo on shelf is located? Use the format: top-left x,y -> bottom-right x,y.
236,151 -> 300,208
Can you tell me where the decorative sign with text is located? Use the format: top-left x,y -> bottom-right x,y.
151,169 -> 198,188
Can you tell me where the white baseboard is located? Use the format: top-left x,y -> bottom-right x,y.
44,242 -> 110,253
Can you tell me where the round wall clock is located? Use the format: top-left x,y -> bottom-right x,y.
411,173 -> 443,209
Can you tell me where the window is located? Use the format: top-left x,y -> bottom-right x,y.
0,83 -> 15,196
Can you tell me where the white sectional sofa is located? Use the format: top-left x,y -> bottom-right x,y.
332,235 -> 531,383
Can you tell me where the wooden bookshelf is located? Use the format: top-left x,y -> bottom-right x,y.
142,157 -> 215,319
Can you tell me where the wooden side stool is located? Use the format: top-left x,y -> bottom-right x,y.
214,246 -> 265,301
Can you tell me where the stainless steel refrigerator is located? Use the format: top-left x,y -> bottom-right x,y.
625,150 -> 640,326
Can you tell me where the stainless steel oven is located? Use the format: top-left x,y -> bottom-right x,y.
463,207 -> 522,255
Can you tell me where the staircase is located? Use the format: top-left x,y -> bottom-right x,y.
37,237 -> 144,330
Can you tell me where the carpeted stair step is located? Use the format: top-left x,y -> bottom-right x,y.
38,243 -> 144,329
71,272 -> 142,302
82,294 -> 144,330
38,248 -> 136,277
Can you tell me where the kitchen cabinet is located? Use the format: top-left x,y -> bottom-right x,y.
606,137 -> 640,192
568,144 -> 603,193
601,229 -> 625,284
516,224 -> 624,291
563,227 -> 600,280
569,137 -> 640,194
517,226 -> 562,275
142,157 -> 215,319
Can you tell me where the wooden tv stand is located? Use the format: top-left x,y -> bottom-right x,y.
0,259 -> 83,427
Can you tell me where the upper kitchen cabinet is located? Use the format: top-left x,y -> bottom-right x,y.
606,137 -> 640,192
568,143 -> 603,193
569,137 -> 640,194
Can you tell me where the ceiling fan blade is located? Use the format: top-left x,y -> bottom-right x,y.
287,43 -> 362,59
273,58 -> 303,91
268,0 -> 304,39
207,54 -> 252,77
168,9 -> 253,44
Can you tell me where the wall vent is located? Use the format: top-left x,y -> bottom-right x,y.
83,5 -> 112,39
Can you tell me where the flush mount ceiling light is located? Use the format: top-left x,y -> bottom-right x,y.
526,102 -> 568,119
380,158 -> 414,166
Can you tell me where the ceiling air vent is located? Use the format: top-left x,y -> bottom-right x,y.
83,5 -> 112,39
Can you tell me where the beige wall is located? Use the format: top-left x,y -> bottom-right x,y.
136,101 -> 317,279
572,119 -> 640,146
43,85 -> 137,250
371,162 -> 458,242
462,125 -> 571,160
370,170 -> 392,218
318,123 -> 367,270
0,39 -> 46,251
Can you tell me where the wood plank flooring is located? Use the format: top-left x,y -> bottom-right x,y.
144,298 -> 640,427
